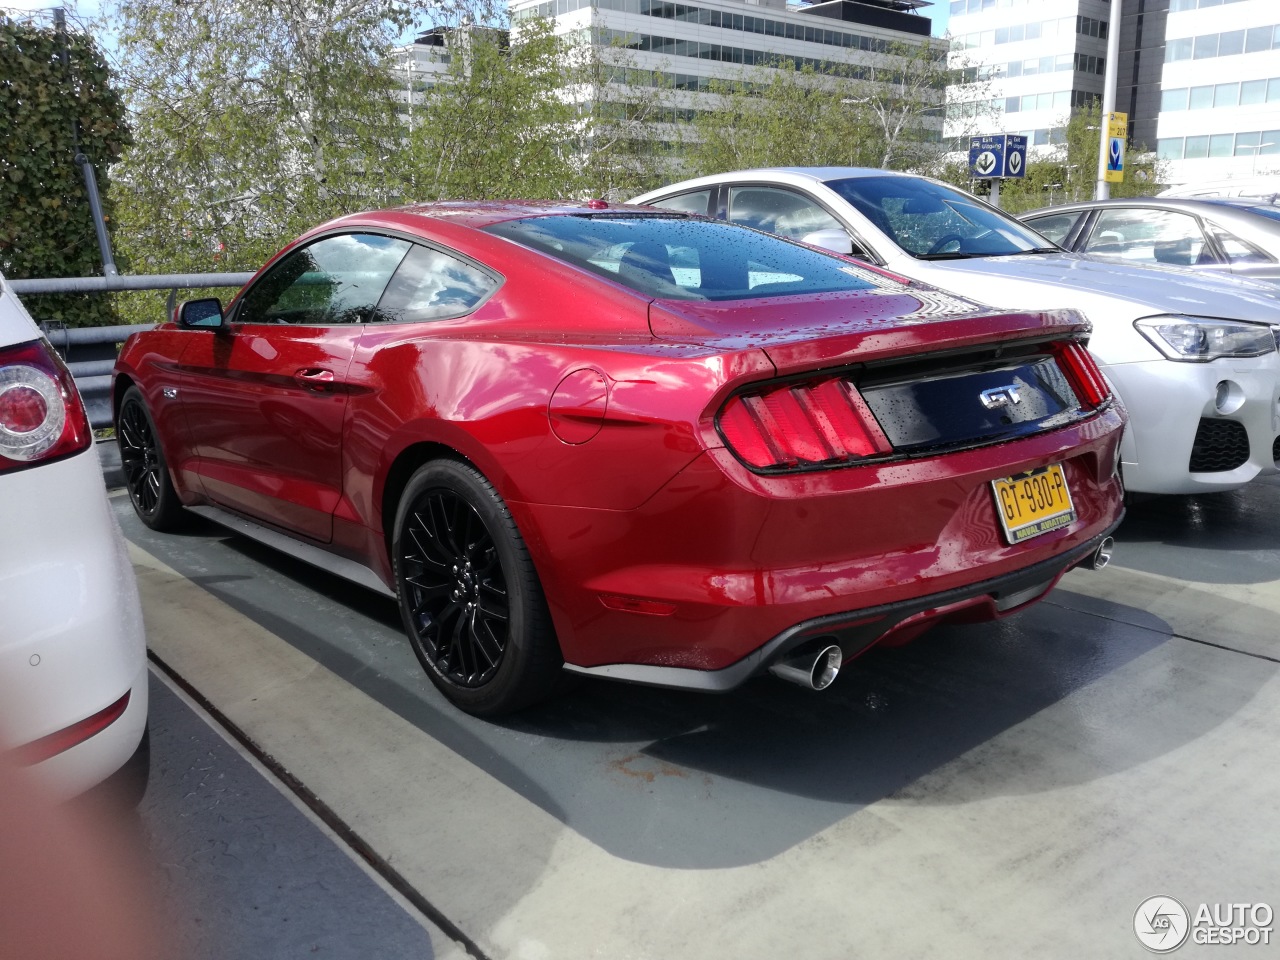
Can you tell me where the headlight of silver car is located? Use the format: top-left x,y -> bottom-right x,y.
1133,316 -> 1277,362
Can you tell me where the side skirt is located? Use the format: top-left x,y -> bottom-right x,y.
187,504 -> 395,599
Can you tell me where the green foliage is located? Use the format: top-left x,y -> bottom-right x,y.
686,40 -> 980,180
0,16 -> 130,326
107,0 -> 414,287
400,20 -> 581,200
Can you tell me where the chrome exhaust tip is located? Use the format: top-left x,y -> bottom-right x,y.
1087,536 -> 1115,571
769,643 -> 843,691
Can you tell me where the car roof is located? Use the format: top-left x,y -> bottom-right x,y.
362,199 -> 669,230
632,167 -> 922,200
1023,196 -> 1279,216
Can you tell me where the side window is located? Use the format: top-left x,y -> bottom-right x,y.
375,245 -> 499,323
1206,224 -> 1274,264
1083,209 -> 1210,266
237,233 -> 411,325
728,186 -> 844,242
1024,212 -> 1081,246
647,191 -> 712,216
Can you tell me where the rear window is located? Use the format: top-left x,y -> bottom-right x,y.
483,215 -> 881,301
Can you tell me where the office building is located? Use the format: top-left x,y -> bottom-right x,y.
507,0 -> 947,156
1155,0 -> 1280,184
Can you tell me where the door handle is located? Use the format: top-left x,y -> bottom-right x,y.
295,367 -> 335,390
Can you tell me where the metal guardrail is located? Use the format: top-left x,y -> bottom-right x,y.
9,273 -> 254,295
13,272 -> 254,429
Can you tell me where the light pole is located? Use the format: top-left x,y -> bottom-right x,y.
1095,0 -> 1123,200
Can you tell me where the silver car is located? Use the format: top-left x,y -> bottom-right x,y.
632,168 -> 1280,496
1021,197 -> 1280,284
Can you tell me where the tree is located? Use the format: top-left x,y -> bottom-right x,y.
687,39 -> 987,179
105,0 -> 414,276
400,19 -> 582,201
0,14 -> 130,326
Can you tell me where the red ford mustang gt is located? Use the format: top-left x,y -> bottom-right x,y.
114,202 -> 1125,715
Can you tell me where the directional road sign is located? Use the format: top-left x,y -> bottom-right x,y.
1104,112 -> 1127,183
969,134 -> 1028,179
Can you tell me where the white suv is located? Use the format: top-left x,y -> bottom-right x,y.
0,272 -> 148,801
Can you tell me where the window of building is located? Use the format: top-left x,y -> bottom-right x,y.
1218,29 -> 1245,57
1184,135 -> 1210,159
1208,134 -> 1234,157
1158,138 -> 1184,161
1214,82 -> 1239,107
1193,34 -> 1218,59
1162,88 -> 1189,111
1188,85 -> 1214,109
1241,79 -> 1268,105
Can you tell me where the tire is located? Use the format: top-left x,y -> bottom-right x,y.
117,386 -> 185,531
393,459 -> 562,717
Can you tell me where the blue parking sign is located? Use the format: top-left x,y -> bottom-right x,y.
969,134 -> 1027,179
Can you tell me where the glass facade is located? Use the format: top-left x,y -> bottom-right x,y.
954,16 -> 1108,50
1158,129 -> 1280,160
1161,78 -> 1280,111
1165,25 -> 1280,62
515,0 -> 933,59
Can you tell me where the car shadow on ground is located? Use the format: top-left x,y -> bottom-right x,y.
1113,476 -> 1280,583
118,498 -> 1276,868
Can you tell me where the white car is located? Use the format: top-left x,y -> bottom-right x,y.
0,272 -> 149,801
633,168 -> 1280,495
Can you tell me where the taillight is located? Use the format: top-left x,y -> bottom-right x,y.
0,339 -> 92,473
718,377 -> 892,470
1053,341 -> 1111,410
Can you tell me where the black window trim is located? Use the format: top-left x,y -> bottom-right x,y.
227,227 -> 505,328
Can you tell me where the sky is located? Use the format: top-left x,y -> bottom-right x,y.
928,1 -> 950,37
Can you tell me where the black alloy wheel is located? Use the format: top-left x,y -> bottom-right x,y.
117,386 -> 184,531
393,459 -> 561,716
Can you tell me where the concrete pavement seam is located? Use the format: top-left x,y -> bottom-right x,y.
147,650 -> 494,960
1043,597 -> 1280,665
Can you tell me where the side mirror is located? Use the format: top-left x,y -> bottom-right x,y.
801,229 -> 854,256
178,298 -> 224,329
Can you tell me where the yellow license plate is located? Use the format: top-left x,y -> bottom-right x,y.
992,464 -> 1076,544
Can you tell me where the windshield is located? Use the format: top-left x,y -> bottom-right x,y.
484,215 -> 882,301
825,176 -> 1056,259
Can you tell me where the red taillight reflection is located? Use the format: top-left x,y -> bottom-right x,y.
14,691 -> 131,766
1054,341 -> 1111,409
0,339 -> 92,473
0,384 -> 48,433
719,377 -> 891,470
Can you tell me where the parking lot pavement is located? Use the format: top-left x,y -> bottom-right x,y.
113,484 -> 1280,959
127,667 -> 468,960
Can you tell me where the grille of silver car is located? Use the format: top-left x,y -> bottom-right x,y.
1189,418 -> 1250,473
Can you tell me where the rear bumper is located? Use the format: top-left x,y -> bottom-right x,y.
517,403 -> 1126,677
563,522 -> 1120,691
0,445 -> 149,798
